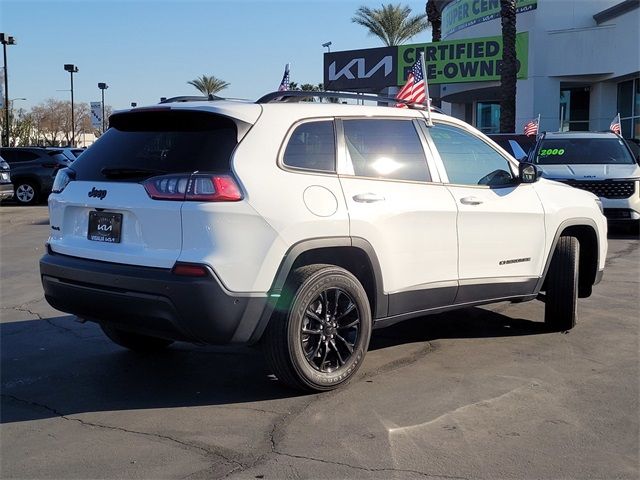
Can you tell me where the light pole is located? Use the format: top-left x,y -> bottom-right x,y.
64,64 -> 79,146
98,82 -> 108,133
1,33 -> 17,147
322,41 -> 332,53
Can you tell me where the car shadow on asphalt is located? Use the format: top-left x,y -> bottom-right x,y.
370,306 -> 550,351
1,308 -> 551,424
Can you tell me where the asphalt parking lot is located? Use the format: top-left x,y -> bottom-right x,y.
1,205 -> 638,480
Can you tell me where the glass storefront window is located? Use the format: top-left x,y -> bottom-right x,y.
560,87 -> 590,132
475,102 -> 500,134
618,78 -> 640,140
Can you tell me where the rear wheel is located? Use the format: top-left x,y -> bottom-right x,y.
14,181 -> 39,205
101,324 -> 173,352
263,265 -> 372,391
544,236 -> 579,331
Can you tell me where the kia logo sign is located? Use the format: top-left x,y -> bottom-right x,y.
328,56 -> 393,81
324,46 -> 397,91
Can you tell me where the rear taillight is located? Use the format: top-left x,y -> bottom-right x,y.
51,168 -> 75,194
142,174 -> 242,201
172,263 -> 209,277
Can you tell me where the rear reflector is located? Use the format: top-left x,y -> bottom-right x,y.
142,173 -> 242,201
172,263 -> 209,277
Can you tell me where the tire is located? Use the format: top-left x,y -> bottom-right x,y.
100,324 -> 173,352
14,181 -> 39,205
544,236 -> 579,331
263,264 -> 372,392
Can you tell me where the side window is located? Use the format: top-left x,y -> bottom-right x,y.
11,151 -> 39,162
0,151 -> 14,162
283,121 -> 335,172
429,123 -> 515,186
342,119 -> 431,182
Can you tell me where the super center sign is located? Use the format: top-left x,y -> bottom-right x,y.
442,0 -> 537,37
323,32 -> 529,91
399,32 -> 529,85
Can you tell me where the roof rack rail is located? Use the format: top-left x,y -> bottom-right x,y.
256,90 -> 443,113
159,94 -> 223,104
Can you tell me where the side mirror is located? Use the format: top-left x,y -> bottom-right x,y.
519,162 -> 540,184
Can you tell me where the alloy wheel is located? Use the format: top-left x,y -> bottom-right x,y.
16,184 -> 35,204
300,288 -> 361,373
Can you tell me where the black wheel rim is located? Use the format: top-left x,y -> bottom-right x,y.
300,288 -> 360,373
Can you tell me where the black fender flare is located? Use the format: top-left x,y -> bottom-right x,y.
247,236 -> 387,343
535,217 -> 601,295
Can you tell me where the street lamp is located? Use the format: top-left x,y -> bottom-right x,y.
64,64 -> 79,146
322,41 -> 332,53
1,33 -> 17,147
98,82 -> 108,133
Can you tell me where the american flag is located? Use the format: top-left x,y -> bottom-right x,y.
278,64 -> 290,92
396,57 -> 426,107
523,116 -> 539,136
609,113 -> 621,135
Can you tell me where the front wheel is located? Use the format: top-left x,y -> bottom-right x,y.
544,236 -> 579,331
101,324 -> 173,352
263,265 -> 372,392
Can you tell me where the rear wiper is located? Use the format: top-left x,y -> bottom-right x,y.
101,167 -> 167,179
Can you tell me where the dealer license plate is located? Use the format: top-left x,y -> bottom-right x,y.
88,211 -> 122,243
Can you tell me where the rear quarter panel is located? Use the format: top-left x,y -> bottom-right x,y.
229,107 -> 350,293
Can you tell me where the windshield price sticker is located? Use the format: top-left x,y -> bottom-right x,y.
539,148 -> 565,156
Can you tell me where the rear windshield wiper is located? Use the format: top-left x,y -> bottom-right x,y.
101,167 -> 167,179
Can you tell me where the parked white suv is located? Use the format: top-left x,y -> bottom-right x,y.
40,93 -> 607,391
529,131 -> 640,225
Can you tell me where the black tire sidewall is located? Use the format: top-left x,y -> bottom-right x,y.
545,236 -> 579,329
285,268 -> 371,390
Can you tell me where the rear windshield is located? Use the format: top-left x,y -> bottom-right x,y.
71,110 -> 238,181
533,138 -> 635,165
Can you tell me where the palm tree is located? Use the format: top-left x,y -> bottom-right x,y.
352,4 -> 428,46
425,0 -> 443,42
187,75 -> 230,96
499,0 -> 517,133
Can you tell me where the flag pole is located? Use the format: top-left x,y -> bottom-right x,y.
536,113 -> 541,137
419,51 -> 433,127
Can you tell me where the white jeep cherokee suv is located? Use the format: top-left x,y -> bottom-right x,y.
40,92 -> 607,391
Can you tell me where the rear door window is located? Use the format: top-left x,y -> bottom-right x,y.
71,110 -> 239,181
342,119 -> 431,182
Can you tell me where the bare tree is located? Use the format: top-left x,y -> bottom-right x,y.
31,99 -> 65,146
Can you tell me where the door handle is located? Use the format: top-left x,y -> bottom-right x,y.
352,193 -> 385,203
460,196 -> 483,205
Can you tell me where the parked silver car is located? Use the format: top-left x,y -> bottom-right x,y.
0,155 -> 14,201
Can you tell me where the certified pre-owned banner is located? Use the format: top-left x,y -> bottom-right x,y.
398,32 -> 529,85
442,0 -> 537,38
323,46 -> 397,91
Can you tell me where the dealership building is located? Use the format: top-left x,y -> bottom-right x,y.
324,0 -> 639,138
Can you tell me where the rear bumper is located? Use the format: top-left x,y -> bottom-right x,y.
39,251 -> 269,344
